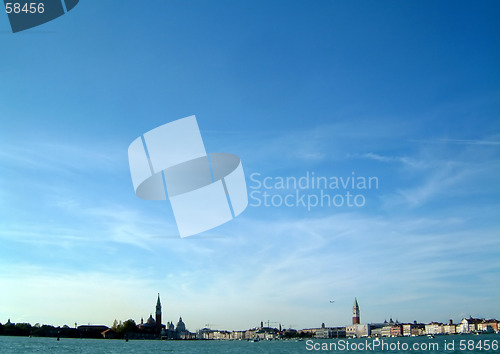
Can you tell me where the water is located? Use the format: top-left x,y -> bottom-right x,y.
0,334 -> 499,353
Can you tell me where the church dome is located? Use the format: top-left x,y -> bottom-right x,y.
176,317 -> 186,332
147,314 -> 156,326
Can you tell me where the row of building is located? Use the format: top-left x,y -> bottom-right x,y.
333,298 -> 500,339
174,297 -> 500,341
198,298 -> 499,340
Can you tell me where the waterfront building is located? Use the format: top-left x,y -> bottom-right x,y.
254,326 -> 280,340
212,330 -> 231,340
390,324 -> 402,337
300,328 -> 318,336
77,325 -> 109,338
458,317 -> 483,333
443,320 -> 456,334
478,319 -> 499,333
176,317 -> 187,338
370,327 -> 382,337
380,318 -> 397,337
230,330 -> 245,340
425,322 -> 444,335
346,324 -> 369,338
197,327 -> 214,340
315,326 -> 346,339
367,323 -> 385,337
402,322 -> 425,336
402,323 -> 412,336
381,325 -> 392,337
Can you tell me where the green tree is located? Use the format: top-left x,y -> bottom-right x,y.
3,321 -> 15,336
122,319 -> 137,334
14,323 -> 32,336
111,319 -> 118,331
115,320 -> 123,335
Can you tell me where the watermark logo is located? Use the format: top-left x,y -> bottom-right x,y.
249,171 -> 378,211
4,0 -> 79,33
128,116 -> 248,237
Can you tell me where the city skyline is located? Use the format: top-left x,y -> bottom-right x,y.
1,1 -> 499,331
1,295 -> 498,335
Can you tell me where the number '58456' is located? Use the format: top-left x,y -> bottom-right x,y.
5,3 -> 45,14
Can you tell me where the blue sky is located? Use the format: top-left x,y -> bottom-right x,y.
0,1 -> 499,331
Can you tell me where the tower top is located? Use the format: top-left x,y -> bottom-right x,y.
353,297 -> 359,309
157,293 -> 161,306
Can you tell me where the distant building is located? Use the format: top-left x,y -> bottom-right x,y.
298,328 -> 318,337
352,298 -> 360,325
315,326 -> 346,338
346,298 -> 374,337
368,323 -> 386,337
402,322 -> 425,336
380,318 -> 398,337
101,328 -> 117,339
155,293 -> 162,332
381,325 -> 392,337
390,324 -> 402,337
176,317 -> 187,338
443,320 -> 456,334
138,294 -> 164,336
254,326 -> 280,340
458,317 -> 483,333
346,324 -> 369,338
161,316 -> 192,339
196,327 -> 213,340
77,325 -> 109,338
425,322 -> 444,335
478,320 -> 499,333
212,330 -> 231,340
230,330 -> 245,340
245,327 -> 259,340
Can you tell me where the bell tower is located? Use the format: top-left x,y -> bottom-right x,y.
352,297 -> 360,325
156,293 -> 162,332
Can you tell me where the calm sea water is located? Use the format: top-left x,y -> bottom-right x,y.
0,334 -> 499,353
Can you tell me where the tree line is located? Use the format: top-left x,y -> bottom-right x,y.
0,321 -> 79,337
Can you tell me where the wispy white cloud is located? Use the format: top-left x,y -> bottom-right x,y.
352,152 -> 425,169
0,139 -> 124,174
410,137 -> 500,146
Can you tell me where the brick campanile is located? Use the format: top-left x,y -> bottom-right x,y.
352,297 -> 360,325
155,293 -> 162,332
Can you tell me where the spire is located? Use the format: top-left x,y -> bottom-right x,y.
155,293 -> 162,332
352,297 -> 360,325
